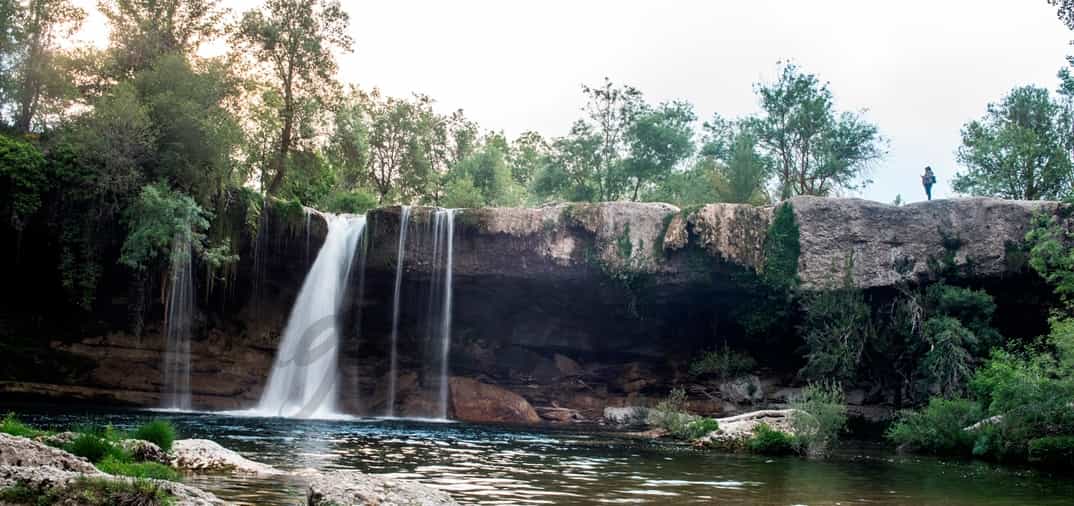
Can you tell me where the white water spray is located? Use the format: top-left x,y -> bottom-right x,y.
386,206 -> 411,416
256,214 -> 365,418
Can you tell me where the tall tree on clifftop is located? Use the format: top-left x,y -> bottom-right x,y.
954,85 -> 1073,200
99,0 -> 225,76
232,0 -> 352,196
5,0 -> 85,132
750,63 -> 884,199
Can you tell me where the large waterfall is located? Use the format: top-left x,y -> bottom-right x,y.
385,206 -> 411,417
162,231 -> 194,410
256,213 -> 366,418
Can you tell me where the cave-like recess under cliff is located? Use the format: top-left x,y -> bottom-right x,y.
0,196 -> 1062,423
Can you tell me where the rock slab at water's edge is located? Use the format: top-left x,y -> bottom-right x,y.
306,470 -> 458,506
172,438 -> 284,475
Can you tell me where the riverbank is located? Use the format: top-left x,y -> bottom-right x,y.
3,405 -> 1072,505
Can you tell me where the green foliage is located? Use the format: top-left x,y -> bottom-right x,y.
885,398 -> 982,455
799,258 -> 873,382
925,284 -> 1000,353
762,203 -> 800,289
648,387 -> 701,440
689,344 -> 757,379
97,455 -> 180,481
132,420 -> 176,452
321,189 -> 378,214
621,100 -> 696,201
64,433 -> 125,463
750,62 -> 883,198
790,381 -> 848,458
1,476 -> 174,506
966,345 -> 1074,463
1027,213 -> 1074,304
120,183 -> 223,272
0,134 -> 48,229
918,317 -> 976,398
442,175 -> 485,209
954,85 -> 1072,200
683,418 -> 720,439
1027,436 -> 1074,467
701,115 -> 771,204
0,413 -> 47,438
747,423 -> 797,455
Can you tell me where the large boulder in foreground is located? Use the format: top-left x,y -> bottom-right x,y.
449,377 -> 541,424
0,433 -> 222,505
0,433 -> 98,474
171,439 -> 283,475
306,470 -> 457,506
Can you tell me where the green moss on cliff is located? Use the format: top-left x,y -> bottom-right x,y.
762,202 -> 800,289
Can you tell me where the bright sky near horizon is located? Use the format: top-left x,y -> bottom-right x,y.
72,0 -> 1073,204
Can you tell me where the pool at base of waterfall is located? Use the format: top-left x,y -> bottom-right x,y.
6,404 -> 1073,506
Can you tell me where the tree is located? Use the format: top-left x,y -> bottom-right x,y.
99,0 -> 225,76
7,0 -> 85,132
751,63 -> 883,198
576,77 -> 643,201
508,130 -> 548,187
1050,0 -> 1074,31
532,121 -> 602,202
701,115 -> 771,204
622,100 -> 696,201
232,0 -> 352,196
447,139 -> 522,207
954,85 -> 1073,200
362,93 -> 436,203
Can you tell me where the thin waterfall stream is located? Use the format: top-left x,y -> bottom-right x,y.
386,206 -> 411,417
255,213 -> 366,418
162,230 -> 194,410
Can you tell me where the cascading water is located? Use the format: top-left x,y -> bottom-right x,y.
385,206 -> 411,417
162,231 -> 194,410
256,214 -> 366,418
422,209 -> 457,420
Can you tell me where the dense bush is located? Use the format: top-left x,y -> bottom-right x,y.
747,423 -> 797,455
1027,436 -> 1074,467
321,189 -> 378,214
682,418 -> 720,440
64,433 -> 125,463
885,398 -> 982,454
799,260 -> 874,383
133,419 -> 176,452
0,134 -> 48,230
790,382 -> 847,458
648,387 -> 698,439
689,344 -> 757,379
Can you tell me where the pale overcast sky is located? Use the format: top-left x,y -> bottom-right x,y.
74,0 -> 1073,204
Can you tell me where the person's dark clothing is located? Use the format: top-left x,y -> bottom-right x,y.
922,172 -> 936,200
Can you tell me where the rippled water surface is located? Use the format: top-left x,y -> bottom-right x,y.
9,405 -> 1074,505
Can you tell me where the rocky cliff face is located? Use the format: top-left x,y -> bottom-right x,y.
2,197 -> 1062,424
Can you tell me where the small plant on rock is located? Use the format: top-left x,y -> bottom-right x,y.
790,381 -> 847,458
133,419 -> 177,452
747,423 -> 797,455
689,344 -> 757,379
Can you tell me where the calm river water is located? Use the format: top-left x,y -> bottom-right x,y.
7,405 -> 1073,505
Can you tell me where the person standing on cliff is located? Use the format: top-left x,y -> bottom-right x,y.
922,167 -> 936,201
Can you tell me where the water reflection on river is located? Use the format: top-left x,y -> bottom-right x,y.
9,406 -> 1074,505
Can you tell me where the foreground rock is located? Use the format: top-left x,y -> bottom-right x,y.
449,377 -> 541,424
0,433 -> 98,474
306,470 -> 457,506
0,433 -> 222,505
171,439 -> 283,475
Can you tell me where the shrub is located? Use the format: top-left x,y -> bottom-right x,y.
747,423 -> 797,455
322,189 -> 378,214
790,382 -> 847,458
681,418 -> 720,440
65,433 -> 125,463
97,455 -> 180,481
133,420 -> 176,451
648,387 -> 698,439
689,344 -> 757,379
799,258 -> 874,383
885,398 -> 982,455
0,413 -> 46,438
49,477 -> 171,506
1027,436 -> 1074,467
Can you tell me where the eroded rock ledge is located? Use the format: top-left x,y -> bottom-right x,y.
365,196 -> 1060,290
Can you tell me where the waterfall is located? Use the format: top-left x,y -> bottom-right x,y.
162,231 -> 194,410
423,209 -> 456,420
256,214 -> 366,418
386,206 -> 411,417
